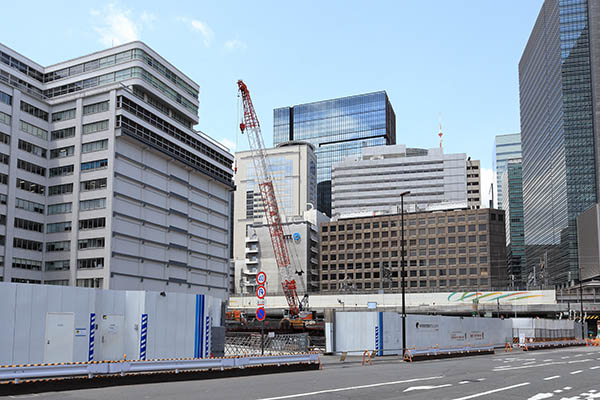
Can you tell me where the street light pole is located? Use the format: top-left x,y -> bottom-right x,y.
580,278 -> 585,339
400,190 -> 410,360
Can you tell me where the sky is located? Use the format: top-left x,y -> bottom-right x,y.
1,0 -> 544,207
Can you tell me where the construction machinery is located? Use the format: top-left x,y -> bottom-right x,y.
237,80 -> 308,318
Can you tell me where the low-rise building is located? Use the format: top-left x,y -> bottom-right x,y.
319,207 -> 507,293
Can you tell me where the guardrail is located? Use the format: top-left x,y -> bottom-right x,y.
404,343 -> 495,362
0,354 -> 320,384
518,340 -> 586,351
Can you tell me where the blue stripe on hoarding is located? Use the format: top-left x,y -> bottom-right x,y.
199,295 -> 205,358
205,315 -> 211,358
378,311 -> 383,356
88,313 -> 95,361
140,314 -> 148,360
194,295 -> 200,358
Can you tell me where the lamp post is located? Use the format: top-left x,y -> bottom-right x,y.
400,190 -> 410,360
580,277 -> 585,339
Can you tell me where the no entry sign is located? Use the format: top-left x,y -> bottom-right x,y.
256,307 -> 266,321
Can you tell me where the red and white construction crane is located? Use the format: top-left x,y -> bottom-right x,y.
237,80 -> 304,317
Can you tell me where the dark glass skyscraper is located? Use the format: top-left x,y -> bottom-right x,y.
519,0 -> 600,285
502,160 -> 525,288
273,91 -> 396,216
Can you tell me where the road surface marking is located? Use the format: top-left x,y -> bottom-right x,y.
565,386 -> 572,390
476,378 -> 486,381
493,361 -> 566,371
524,361 -> 537,365
568,359 -> 592,364
255,376 -> 445,400
561,356 -> 571,359
544,376 -> 560,380
591,366 -> 600,370
570,370 -> 583,374
575,354 -> 584,357
554,389 -> 563,393
543,359 -> 553,362
527,394 -> 553,400
404,384 -> 453,392
459,381 -> 470,385
450,382 -> 530,400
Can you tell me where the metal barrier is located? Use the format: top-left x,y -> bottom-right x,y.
518,339 -> 586,351
404,343 -> 495,362
225,332 -> 309,356
0,354 -> 320,384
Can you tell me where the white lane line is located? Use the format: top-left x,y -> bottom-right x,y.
553,389 -> 563,393
570,370 -> 583,375
565,386 -> 572,390
544,376 -> 560,380
590,366 -> 600,370
561,356 -> 571,359
459,381 -> 470,385
528,394 -> 553,400
568,359 -> 592,364
493,361 -> 566,371
450,382 -> 530,400
543,359 -> 553,362
255,376 -> 445,400
523,361 -> 537,365
403,384 -> 452,392
575,354 -> 584,357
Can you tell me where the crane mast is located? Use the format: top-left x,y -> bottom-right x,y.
237,80 -> 301,317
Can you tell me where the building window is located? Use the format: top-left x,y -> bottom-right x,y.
80,197 -> 106,211
14,217 -> 43,233
78,237 -> 105,250
50,145 -> 74,159
46,240 -> 70,252
49,164 -> 74,177
82,139 -> 108,153
79,217 -> 106,230
13,237 -> 43,251
17,159 -> 46,176
46,260 -> 70,271
45,280 -> 69,286
47,202 -> 72,215
80,178 -> 107,191
16,178 -> 45,194
18,139 -> 46,158
12,258 -> 42,271
51,108 -> 76,122
83,101 -> 109,115
77,257 -> 104,269
20,101 -> 48,121
20,120 -> 48,140
15,198 -> 44,214
0,90 -> 12,105
0,111 -> 10,125
81,158 -> 108,172
47,221 -> 72,233
82,120 -> 109,134
48,183 -> 73,196
76,278 -> 103,288
51,127 -> 76,140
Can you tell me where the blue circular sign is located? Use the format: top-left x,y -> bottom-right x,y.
293,232 -> 301,242
256,307 -> 266,321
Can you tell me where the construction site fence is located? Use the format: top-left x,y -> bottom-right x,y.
225,332 -> 312,356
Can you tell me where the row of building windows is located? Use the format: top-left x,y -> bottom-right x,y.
0,90 -> 11,105
12,257 -> 42,271
0,111 -> 10,125
83,101 -> 109,115
44,238 -> 105,252
51,108 -> 75,122
49,164 -> 74,177
15,197 -> 44,214
14,217 -> 43,233
20,101 -> 48,121
321,278 -> 489,291
20,120 -> 47,140
322,233 -> 488,243
19,139 -> 46,158
322,215 -> 493,232
51,126 -> 75,140
17,158 -> 46,176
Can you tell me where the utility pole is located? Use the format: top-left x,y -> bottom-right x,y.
400,191 -> 410,360
580,278 -> 585,339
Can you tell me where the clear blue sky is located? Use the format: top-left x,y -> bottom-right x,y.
1,1 -> 543,203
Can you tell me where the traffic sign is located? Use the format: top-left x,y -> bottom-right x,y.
256,271 -> 267,285
256,307 -> 266,321
256,285 -> 266,299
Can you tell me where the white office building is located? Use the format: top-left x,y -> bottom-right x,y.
232,142 -> 323,294
331,145 -> 473,218
0,42 -> 234,301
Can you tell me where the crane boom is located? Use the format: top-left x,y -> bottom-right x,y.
237,80 -> 301,317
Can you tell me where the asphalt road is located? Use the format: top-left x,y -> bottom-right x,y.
9,346 -> 600,400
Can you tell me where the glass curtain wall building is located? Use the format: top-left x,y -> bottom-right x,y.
273,91 -> 396,216
494,133 -> 521,209
502,159 -> 525,288
519,0 -> 598,286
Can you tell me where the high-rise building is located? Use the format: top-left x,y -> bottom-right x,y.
502,159 -> 525,288
0,42 -> 234,300
331,144 -> 468,218
319,208 -> 507,293
273,91 -> 396,217
519,0 -> 600,285
466,159 -> 481,209
494,133 -> 521,209
232,142 -> 323,294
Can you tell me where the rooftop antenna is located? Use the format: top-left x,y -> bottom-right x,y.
438,123 -> 443,149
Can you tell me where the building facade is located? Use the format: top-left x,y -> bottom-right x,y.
331,144 -> 468,218
319,208 -> 507,293
273,91 -> 396,217
0,42 -> 234,301
519,0 -> 600,285
502,159 -> 525,288
494,133 -> 521,209
232,142 -> 321,294
466,159 -> 481,209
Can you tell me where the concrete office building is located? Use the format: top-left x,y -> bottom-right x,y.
519,0 -> 600,285
232,142 -> 322,294
0,42 -> 234,301
502,159 -> 526,287
319,208 -> 507,293
274,91 -> 396,217
331,145 -> 468,218
466,159 -> 481,209
494,133 -> 521,209
577,204 -> 600,281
